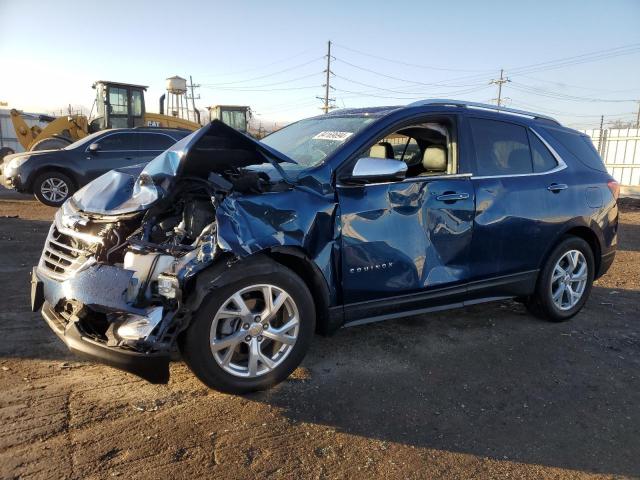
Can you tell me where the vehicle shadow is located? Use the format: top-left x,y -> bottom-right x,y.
618,220 -> 640,252
249,286 -> 640,477
0,217 -> 74,362
2,212 -> 639,476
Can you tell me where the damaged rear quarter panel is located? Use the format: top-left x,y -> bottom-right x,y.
215,188 -> 340,304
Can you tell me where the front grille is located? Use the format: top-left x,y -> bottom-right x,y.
39,224 -> 94,280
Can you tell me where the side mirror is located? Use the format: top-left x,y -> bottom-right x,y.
88,143 -> 100,153
347,157 -> 407,183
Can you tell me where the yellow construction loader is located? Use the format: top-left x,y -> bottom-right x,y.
9,80 -> 201,153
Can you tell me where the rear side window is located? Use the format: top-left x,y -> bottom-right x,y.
138,133 -> 176,151
544,128 -> 606,172
469,118 -> 532,176
97,133 -> 137,151
528,131 -> 558,173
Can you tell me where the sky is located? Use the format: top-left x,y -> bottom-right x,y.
0,0 -> 639,129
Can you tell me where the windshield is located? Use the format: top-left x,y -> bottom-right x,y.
63,130 -> 105,150
221,110 -> 247,132
260,115 -> 376,168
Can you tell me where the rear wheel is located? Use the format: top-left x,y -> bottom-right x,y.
527,236 -> 595,322
0,147 -> 15,161
29,136 -> 73,151
33,171 -> 75,207
180,264 -> 315,393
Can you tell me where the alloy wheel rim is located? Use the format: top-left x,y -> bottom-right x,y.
41,178 -> 69,202
210,284 -> 300,378
550,250 -> 588,311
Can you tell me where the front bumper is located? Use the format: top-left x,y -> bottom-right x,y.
32,267 -> 170,384
1,169 -> 26,190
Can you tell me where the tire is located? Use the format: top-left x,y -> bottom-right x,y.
527,236 -> 595,322
33,171 -> 75,207
180,262 -> 316,394
0,147 -> 15,161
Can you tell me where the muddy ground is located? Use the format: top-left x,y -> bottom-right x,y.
0,195 -> 638,480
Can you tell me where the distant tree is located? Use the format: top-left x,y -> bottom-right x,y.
609,119 -> 633,129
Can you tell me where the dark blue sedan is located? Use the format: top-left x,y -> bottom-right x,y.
31,100 -> 618,393
2,127 -> 190,206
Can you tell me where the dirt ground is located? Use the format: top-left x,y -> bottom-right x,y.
0,195 -> 638,480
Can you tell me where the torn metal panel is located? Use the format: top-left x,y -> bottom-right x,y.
36,263 -> 145,315
215,189 -> 340,304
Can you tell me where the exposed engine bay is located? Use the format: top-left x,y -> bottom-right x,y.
32,120 -> 298,377
31,120 -> 336,385
43,168 -> 275,349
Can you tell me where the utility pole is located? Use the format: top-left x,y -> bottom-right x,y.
635,101 -> 640,129
187,75 -> 201,124
598,115 -> 605,155
490,69 -> 510,107
317,40 -> 335,114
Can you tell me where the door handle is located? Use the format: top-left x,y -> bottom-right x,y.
547,183 -> 568,193
435,192 -> 470,202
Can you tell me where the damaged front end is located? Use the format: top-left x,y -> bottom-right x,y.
31,121 -> 313,383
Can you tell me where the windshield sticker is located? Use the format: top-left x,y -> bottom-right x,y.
312,131 -> 354,142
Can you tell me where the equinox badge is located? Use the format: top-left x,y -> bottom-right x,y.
349,262 -> 393,274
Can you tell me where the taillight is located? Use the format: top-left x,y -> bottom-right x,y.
607,179 -> 620,201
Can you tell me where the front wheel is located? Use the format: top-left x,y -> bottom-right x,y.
527,236 -> 595,322
180,264 -> 315,393
33,171 -> 75,207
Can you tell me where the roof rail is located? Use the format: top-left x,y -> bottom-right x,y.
408,99 -> 560,124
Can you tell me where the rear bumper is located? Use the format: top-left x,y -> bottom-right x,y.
32,267 -> 170,384
597,250 -> 616,279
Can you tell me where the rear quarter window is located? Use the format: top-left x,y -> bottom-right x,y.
543,127 -> 607,172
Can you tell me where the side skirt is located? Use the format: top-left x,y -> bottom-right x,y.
341,270 -> 538,328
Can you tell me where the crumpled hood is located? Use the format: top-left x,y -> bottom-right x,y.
71,121 -> 295,215
70,164 -> 148,215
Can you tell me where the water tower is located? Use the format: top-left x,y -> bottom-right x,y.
165,75 -> 190,121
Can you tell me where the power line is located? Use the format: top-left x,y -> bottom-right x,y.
200,72 -> 321,90
201,57 -> 324,86
510,81 -> 637,102
507,44 -> 640,76
201,84 -> 319,92
511,73 -> 640,94
332,43 -> 494,73
332,84 -> 491,101
333,42 -> 640,92
333,73 -> 486,94
199,48 -> 319,79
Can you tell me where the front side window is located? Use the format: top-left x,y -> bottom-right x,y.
469,118 -> 532,176
109,87 -> 128,115
138,133 -> 175,151
131,90 -> 143,117
97,133 -> 137,151
359,121 -> 455,178
221,110 -> 247,131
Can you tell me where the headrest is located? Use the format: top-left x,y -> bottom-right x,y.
506,148 -> 531,172
369,142 -> 394,159
422,145 -> 447,171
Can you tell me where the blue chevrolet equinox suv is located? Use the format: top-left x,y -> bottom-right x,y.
31,100 -> 619,393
